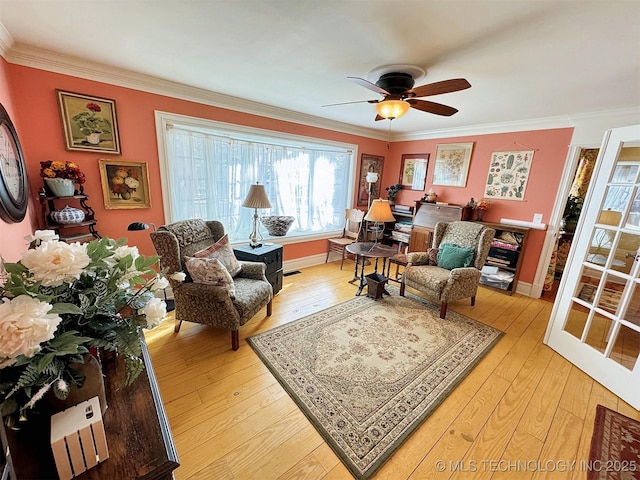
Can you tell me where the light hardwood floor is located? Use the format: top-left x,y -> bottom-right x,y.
144,261 -> 639,480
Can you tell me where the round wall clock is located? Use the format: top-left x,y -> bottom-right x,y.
0,103 -> 28,223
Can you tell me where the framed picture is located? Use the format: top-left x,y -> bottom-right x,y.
399,153 -> 429,190
57,90 -> 121,154
432,142 -> 474,187
484,150 -> 534,201
98,159 -> 151,209
357,153 -> 384,206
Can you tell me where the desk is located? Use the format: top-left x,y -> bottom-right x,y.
346,242 -> 396,295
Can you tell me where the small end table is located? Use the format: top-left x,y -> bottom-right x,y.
345,242 -> 396,296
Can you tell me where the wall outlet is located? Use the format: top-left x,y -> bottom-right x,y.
533,213 -> 543,223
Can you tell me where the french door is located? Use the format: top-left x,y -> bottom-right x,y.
545,124 -> 640,410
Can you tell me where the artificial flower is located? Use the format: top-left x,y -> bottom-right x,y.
0,232 -> 167,421
170,272 -> 187,282
39,160 -> 86,185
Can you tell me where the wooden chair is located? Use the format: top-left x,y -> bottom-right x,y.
325,208 -> 364,269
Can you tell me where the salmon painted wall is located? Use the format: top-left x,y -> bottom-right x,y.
0,58 -> 39,261
5,62 -> 573,284
7,63 -> 387,260
375,128 -> 574,284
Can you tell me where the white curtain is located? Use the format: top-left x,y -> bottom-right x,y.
165,126 -> 352,242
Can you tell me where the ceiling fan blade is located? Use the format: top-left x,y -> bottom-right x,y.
322,99 -> 379,107
347,76 -> 390,95
407,99 -> 459,116
410,78 -> 471,98
374,114 -> 385,122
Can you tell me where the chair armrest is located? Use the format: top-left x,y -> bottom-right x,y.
406,252 -> 430,265
237,260 -> 268,280
449,267 -> 482,280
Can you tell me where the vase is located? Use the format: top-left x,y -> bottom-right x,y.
85,132 -> 102,145
44,353 -> 107,415
44,178 -> 75,197
50,205 -> 85,224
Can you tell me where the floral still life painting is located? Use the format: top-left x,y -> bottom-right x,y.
57,90 -> 121,154
484,150 -> 534,201
98,159 -> 151,209
0,231 -> 181,425
432,143 -> 473,187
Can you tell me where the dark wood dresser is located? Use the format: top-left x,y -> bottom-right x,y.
409,202 -> 472,251
4,337 -> 179,479
234,243 -> 283,295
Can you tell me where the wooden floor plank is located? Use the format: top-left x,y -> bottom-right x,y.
142,261 -> 638,480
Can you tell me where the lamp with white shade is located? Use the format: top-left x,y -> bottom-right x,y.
242,183 -> 272,248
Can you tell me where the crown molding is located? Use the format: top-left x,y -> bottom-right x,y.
3,41 -> 633,144
4,42 -> 387,140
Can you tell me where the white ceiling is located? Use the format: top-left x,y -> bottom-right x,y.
1,0 -> 639,139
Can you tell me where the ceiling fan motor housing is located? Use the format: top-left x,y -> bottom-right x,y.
375,72 -> 415,94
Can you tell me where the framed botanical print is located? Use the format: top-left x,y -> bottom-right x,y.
57,90 -> 121,154
98,159 -> 151,209
399,153 -> 429,190
357,154 -> 384,206
432,142 -> 474,187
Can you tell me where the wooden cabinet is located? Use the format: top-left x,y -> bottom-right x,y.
479,221 -> 530,295
5,335 -> 179,479
234,243 -> 283,295
408,202 -> 471,251
38,188 -> 100,242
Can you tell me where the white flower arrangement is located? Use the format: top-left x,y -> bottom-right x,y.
0,231 -> 182,422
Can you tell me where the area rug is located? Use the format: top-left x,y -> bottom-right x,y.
247,289 -> 504,479
588,405 -> 640,480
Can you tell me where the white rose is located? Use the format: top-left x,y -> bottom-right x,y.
149,276 -> 169,291
24,230 -> 59,244
0,296 -> 62,368
170,272 -> 186,282
113,245 -> 140,261
141,297 -> 166,328
21,240 -> 90,287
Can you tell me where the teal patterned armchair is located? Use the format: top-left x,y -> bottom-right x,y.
400,221 -> 495,318
151,219 -> 273,350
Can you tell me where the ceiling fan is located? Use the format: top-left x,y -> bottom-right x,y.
325,72 -> 471,121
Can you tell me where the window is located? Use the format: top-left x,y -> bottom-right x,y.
155,112 -> 356,243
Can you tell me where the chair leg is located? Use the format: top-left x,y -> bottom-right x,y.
471,296 -> 476,306
400,282 -> 406,296
174,319 -> 183,333
267,299 -> 273,316
231,330 -> 239,351
340,246 -> 346,270
440,303 -> 448,319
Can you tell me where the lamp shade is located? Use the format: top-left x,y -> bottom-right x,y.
127,222 -> 156,231
365,199 -> 396,223
375,100 -> 410,119
242,184 -> 272,209
365,172 -> 379,183
598,209 -> 622,226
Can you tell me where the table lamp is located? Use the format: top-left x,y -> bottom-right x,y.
242,183 -> 272,248
365,198 -> 395,249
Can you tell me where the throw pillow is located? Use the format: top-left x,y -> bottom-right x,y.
185,256 -> 236,298
193,234 -> 242,277
427,248 -> 439,266
437,243 -> 475,270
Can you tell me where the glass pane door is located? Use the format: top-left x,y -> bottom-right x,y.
545,125 -> 640,409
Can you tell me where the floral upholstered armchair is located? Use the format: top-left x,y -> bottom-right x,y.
151,219 -> 273,350
400,221 -> 495,319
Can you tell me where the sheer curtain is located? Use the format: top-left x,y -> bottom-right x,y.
164,125 -> 353,242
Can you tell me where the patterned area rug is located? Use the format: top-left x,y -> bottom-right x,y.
248,290 -> 504,479
588,405 -> 640,480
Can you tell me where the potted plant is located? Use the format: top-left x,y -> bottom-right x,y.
385,184 -> 402,204
562,195 -> 583,232
0,230 -> 184,425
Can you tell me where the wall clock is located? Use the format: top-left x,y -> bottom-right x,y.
0,103 -> 28,223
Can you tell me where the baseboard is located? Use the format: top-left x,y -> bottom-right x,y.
283,254 -> 328,273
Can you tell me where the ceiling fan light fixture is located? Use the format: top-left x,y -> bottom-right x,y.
376,99 -> 410,119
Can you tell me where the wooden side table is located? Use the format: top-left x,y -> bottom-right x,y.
234,243 -> 283,295
345,242 -> 396,296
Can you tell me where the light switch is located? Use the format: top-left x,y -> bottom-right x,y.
533,213 -> 543,223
